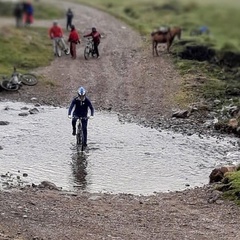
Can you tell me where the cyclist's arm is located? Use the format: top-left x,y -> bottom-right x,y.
83,33 -> 92,38
68,99 -> 76,115
87,99 -> 94,116
49,28 -> 53,39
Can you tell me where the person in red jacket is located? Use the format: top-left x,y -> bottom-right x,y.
68,25 -> 80,59
83,27 -> 101,58
49,20 -> 69,56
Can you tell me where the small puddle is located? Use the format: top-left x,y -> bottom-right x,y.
0,101 -> 239,195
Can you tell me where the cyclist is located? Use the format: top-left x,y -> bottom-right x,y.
83,27 -> 101,58
68,87 -> 94,147
68,25 -> 80,59
49,20 -> 69,56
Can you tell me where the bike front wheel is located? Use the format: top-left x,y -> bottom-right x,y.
84,46 -> 91,60
20,74 -> 38,86
76,132 -> 84,151
0,79 -> 20,91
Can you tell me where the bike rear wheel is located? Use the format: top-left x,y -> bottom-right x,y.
76,122 -> 84,151
20,74 -> 38,86
64,48 -> 70,55
0,79 -> 20,91
84,46 -> 91,60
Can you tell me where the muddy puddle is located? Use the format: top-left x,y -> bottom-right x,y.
0,101 -> 239,195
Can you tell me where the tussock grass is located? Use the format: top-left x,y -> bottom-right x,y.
222,171 -> 240,205
0,26 -> 53,75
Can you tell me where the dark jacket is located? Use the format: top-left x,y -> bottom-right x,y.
66,9 -> 74,20
68,97 -> 94,117
84,31 -> 101,44
13,3 -> 23,17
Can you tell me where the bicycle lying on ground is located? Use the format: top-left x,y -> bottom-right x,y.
84,38 -> 97,60
54,37 -> 70,57
0,67 -> 38,91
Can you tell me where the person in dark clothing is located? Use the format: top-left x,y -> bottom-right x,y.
68,25 -> 80,59
83,27 -> 101,58
68,87 -> 94,146
66,8 -> 74,31
13,3 -> 23,28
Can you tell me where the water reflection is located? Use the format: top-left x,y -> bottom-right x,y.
71,150 -> 88,190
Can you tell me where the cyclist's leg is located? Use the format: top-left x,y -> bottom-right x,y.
71,42 -> 76,59
82,119 -> 88,145
52,38 -> 57,55
66,21 -> 69,31
72,117 -> 77,136
70,42 -> 73,57
94,42 -> 99,57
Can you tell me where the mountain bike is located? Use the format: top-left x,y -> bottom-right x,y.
84,38 -> 97,60
76,117 -> 89,152
0,67 -> 38,91
54,37 -> 70,57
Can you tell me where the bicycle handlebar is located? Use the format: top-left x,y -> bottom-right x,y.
68,116 -> 93,120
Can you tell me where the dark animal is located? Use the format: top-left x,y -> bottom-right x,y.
151,27 -> 181,56
209,164 -> 240,184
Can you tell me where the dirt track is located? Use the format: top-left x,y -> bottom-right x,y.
1,1 -> 240,240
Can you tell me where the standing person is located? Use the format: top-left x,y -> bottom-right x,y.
23,1 -> 34,26
68,25 -> 80,59
49,20 -> 69,56
68,87 -> 94,147
13,2 -> 23,28
83,27 -> 101,58
66,8 -> 74,31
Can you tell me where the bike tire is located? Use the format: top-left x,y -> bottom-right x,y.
20,74 -> 38,86
0,79 -> 19,91
84,46 -> 90,60
64,48 -> 70,55
76,121 -> 83,151
76,131 -> 84,151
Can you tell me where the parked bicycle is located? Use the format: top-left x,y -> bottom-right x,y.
84,38 -> 97,60
54,38 -> 70,57
76,116 -> 90,152
0,67 -> 38,91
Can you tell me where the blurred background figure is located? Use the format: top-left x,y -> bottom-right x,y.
68,25 -> 80,59
49,20 -> 69,56
190,26 -> 210,36
23,1 -> 34,26
13,2 -> 24,28
66,8 -> 74,31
